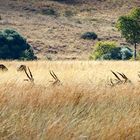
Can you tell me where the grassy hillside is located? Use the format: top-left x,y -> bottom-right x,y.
0,0 -> 139,60
0,61 -> 140,139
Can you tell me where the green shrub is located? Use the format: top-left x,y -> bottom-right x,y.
101,47 -> 133,60
0,29 -> 36,60
90,41 -> 116,60
81,32 -> 97,40
90,41 -> 133,60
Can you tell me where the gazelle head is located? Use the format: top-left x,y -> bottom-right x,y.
49,70 -> 61,86
0,64 -> 8,71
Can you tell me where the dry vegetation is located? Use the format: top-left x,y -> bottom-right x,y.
0,0 -> 139,60
0,1 -> 140,139
0,61 -> 140,139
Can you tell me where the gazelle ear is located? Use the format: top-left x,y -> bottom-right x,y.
28,67 -> 33,79
117,72 -> 131,83
50,71 -> 57,80
52,71 -> 58,80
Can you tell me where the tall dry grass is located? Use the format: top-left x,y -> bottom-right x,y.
0,61 -> 140,140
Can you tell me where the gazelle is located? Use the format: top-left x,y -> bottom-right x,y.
0,64 -> 8,71
49,70 -> 61,86
109,70 -> 131,87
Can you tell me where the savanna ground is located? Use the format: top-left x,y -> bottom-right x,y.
0,0 -> 140,60
0,0 -> 140,139
0,61 -> 140,139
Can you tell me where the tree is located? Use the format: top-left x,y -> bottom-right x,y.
0,29 -> 36,60
116,8 -> 140,60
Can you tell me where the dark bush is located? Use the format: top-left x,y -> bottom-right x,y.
81,32 -> 98,40
109,47 -> 122,60
0,29 -> 36,60
120,46 -> 133,60
101,53 -> 112,60
20,48 -> 37,60
100,48 -> 122,60
100,47 -> 133,60
41,8 -> 58,16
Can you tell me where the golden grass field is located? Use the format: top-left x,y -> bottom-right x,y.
0,61 -> 140,140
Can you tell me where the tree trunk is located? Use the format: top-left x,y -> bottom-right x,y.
134,43 -> 137,60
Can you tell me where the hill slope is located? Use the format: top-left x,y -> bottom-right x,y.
0,0 -> 139,60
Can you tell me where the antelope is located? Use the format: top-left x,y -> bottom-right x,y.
49,70 -> 61,86
109,70 -> 131,87
23,67 -> 34,83
0,64 -> 8,71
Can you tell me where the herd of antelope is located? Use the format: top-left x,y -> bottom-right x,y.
0,64 -> 61,86
0,64 -> 138,87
